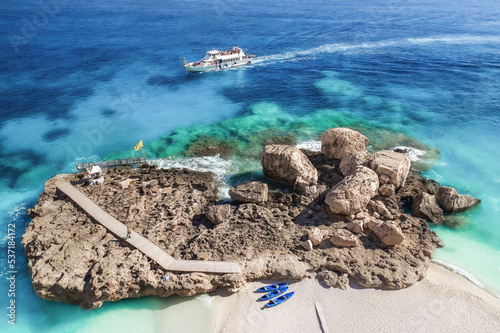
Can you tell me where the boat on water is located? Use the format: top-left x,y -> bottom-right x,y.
256,283 -> 288,292
258,286 -> 289,301
262,292 -> 295,309
181,47 -> 254,73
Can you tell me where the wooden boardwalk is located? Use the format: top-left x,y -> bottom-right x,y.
57,182 -> 240,274
76,157 -> 146,170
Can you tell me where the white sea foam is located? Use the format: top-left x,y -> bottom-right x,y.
150,155 -> 240,199
431,259 -> 485,289
392,146 -> 427,161
296,140 -> 322,152
256,34 -> 500,66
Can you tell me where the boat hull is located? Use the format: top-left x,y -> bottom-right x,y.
184,59 -> 252,73
258,286 -> 288,301
263,292 -> 294,308
256,283 -> 288,292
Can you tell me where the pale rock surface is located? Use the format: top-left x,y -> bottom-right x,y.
436,186 -> 480,213
308,227 -> 329,246
261,144 -> 318,187
369,150 -> 411,188
339,151 -> 371,176
330,229 -> 359,247
301,240 -> 314,251
325,166 -> 379,216
229,181 -> 269,204
321,128 -> 369,160
371,220 -> 405,246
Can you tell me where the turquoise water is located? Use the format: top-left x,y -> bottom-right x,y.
1,0 -> 500,331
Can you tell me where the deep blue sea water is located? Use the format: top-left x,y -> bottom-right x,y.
1,0 -> 500,331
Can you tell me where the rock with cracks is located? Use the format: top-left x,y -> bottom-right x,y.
412,192 -> 444,225
436,186 -> 480,213
230,181 -> 269,204
325,166 -> 379,216
369,150 -> 411,188
370,220 -> 405,246
330,229 -> 359,247
321,127 -> 369,160
261,144 -> 318,187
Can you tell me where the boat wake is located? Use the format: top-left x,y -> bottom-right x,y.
253,34 -> 500,66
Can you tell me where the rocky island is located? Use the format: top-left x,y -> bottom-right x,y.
23,128 -> 480,309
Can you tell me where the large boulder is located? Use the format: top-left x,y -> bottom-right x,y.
325,166 -> 379,216
229,181 -> 268,204
370,220 -> 404,246
369,150 -> 411,188
261,145 -> 318,187
321,128 -> 369,160
339,151 -> 371,176
412,193 -> 444,225
436,186 -> 480,213
330,229 -> 359,247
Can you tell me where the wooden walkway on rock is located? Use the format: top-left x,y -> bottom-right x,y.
76,157 -> 146,171
56,182 -> 240,274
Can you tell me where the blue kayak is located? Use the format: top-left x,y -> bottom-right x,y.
257,286 -> 289,301
262,292 -> 294,309
256,283 -> 288,292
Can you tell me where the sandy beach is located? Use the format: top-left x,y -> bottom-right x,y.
214,263 -> 500,332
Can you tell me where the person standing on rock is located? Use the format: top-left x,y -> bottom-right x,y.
127,227 -> 131,239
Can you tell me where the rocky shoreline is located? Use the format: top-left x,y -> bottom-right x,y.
22,128 -> 480,309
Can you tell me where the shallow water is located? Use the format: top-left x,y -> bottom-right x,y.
1,0 -> 500,331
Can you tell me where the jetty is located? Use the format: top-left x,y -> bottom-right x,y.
56,182 -> 240,274
76,157 -> 146,171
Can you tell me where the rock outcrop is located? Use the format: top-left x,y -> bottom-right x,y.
321,127 -> 369,159
412,192 -> 444,225
369,150 -> 411,188
436,186 -> 480,213
261,144 -> 318,187
229,181 -> 268,204
26,127 -> 477,309
324,166 -> 379,216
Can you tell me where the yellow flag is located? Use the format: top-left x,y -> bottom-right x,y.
134,140 -> 143,151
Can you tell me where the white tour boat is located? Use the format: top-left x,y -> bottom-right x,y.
182,47 -> 254,73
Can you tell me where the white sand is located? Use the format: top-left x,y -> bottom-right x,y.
214,263 -> 500,332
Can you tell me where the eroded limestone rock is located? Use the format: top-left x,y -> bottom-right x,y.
369,150 -> 411,188
412,192 -> 443,225
436,186 -> 480,213
261,144 -> 318,187
330,229 -> 359,247
229,181 -> 268,204
370,220 -> 405,246
321,128 -> 369,160
325,167 -> 379,216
